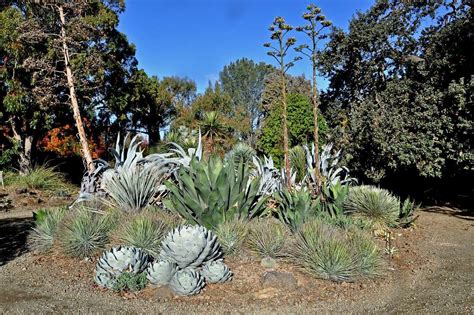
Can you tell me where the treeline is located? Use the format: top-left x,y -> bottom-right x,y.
0,0 -> 472,202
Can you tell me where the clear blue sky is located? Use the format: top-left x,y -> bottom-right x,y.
118,0 -> 373,93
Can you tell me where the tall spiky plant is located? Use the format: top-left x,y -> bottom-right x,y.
264,16 -> 301,189
295,4 -> 332,195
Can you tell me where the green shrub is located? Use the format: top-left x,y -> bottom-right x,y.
247,218 -> 288,258
112,272 -> 148,292
164,156 -> 267,229
275,187 -> 317,232
344,185 -> 400,229
215,219 -> 249,256
29,207 -> 68,252
290,145 -> 307,183
315,182 -> 350,217
104,166 -> 160,213
59,208 -> 114,258
399,198 -> 418,227
6,165 -> 67,191
291,219 -> 380,282
118,213 -> 167,257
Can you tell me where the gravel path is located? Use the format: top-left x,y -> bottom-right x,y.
0,208 -> 472,314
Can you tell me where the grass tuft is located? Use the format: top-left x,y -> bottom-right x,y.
29,207 -> 68,252
215,219 -> 249,256
247,218 -> 288,258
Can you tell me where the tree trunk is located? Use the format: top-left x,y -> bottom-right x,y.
312,63 -> 321,195
280,69 -> 291,188
10,119 -> 31,174
58,5 -> 95,173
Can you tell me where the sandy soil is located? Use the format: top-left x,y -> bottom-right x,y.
0,204 -> 472,314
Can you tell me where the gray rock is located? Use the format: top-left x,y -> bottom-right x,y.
261,271 -> 298,291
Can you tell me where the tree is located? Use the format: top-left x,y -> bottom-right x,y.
264,16 -> 301,188
219,58 -> 274,140
295,4 -> 332,195
257,93 -> 328,166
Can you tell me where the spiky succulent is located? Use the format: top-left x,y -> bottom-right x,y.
146,260 -> 178,287
201,260 -> 233,283
159,225 -> 222,269
169,269 -> 205,296
95,246 -> 149,289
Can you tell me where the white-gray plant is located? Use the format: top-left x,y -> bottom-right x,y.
201,260 -> 233,283
169,269 -> 205,296
146,260 -> 178,287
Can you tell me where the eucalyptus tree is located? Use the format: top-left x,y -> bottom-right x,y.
264,16 -> 301,188
295,4 -> 332,194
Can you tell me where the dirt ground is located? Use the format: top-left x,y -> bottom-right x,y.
0,196 -> 472,313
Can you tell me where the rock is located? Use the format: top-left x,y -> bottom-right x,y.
261,271 -> 298,291
254,287 -> 279,299
155,285 -> 175,301
260,257 -> 278,269
16,187 -> 28,194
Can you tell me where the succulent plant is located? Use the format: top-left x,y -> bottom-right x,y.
169,269 -> 205,296
94,246 -> 150,289
201,260 -> 233,283
159,225 -> 222,269
146,260 -> 178,287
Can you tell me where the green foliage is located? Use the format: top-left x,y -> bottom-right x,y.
275,188 -> 317,232
164,157 -> 267,229
247,218 -> 288,258
59,208 -> 115,258
315,182 -> 350,218
215,219 -> 249,256
399,198 -> 418,228
290,145 -> 307,183
344,185 -> 400,230
29,207 -> 68,252
118,213 -> 168,257
104,166 -> 160,213
6,165 -> 67,191
225,142 -> 256,165
291,219 -> 380,282
257,93 -> 328,166
112,272 -> 148,292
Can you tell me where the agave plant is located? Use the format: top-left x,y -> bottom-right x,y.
169,269 -> 205,296
95,246 -> 149,289
164,156 -> 267,229
201,260 -> 233,283
146,260 -> 178,287
251,155 -> 281,196
275,187 -> 317,232
159,225 -> 222,269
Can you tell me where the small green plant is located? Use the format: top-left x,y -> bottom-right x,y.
247,218 -> 288,258
344,185 -> 400,230
399,198 -> 418,227
275,187 -> 317,232
29,207 -> 68,252
7,165 -> 68,191
291,219 -> 381,282
119,213 -> 167,257
215,219 -> 248,256
59,207 -> 114,258
112,272 -> 148,292
315,182 -> 350,217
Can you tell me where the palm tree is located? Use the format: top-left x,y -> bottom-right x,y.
200,111 -> 228,155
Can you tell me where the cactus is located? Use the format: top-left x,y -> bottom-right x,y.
169,269 -> 205,296
146,260 -> 178,287
201,260 -> 233,283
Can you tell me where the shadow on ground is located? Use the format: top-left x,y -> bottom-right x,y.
0,217 -> 33,266
423,206 -> 474,221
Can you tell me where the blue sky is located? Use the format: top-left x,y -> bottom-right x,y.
118,0 -> 374,93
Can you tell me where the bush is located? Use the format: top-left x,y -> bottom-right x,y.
112,272 -> 148,292
247,218 -> 288,258
59,207 -> 115,258
6,165 -> 68,191
118,212 -> 167,257
215,219 -> 248,256
29,207 -> 67,252
344,185 -> 400,229
399,198 -> 418,227
275,187 -> 317,232
291,219 -> 380,282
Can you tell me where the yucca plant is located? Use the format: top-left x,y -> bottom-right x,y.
29,207 -> 68,252
275,187 -> 317,232
215,219 -> 249,256
59,207 -> 115,258
344,185 -> 400,230
118,213 -> 168,257
225,142 -> 256,165
247,218 -> 288,258
104,165 -> 160,213
164,156 -> 267,229
291,219 -> 380,282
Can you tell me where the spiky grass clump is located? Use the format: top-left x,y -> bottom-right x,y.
104,166 -> 160,213
118,213 -> 168,257
344,185 -> 400,229
247,218 -> 288,258
7,165 -> 68,191
225,142 -> 256,165
29,207 -> 67,252
59,208 -> 115,258
291,219 -> 381,282
215,219 -> 249,256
